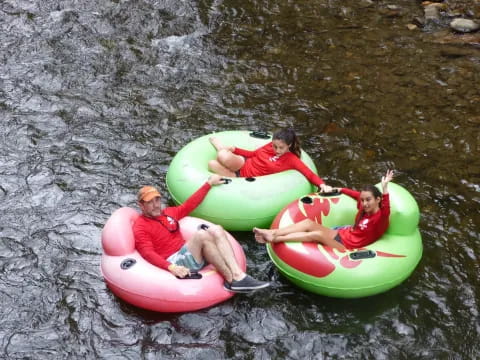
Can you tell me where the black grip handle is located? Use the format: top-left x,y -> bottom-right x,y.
349,250 -> 376,260
319,189 -> 341,197
249,131 -> 271,139
176,271 -> 203,279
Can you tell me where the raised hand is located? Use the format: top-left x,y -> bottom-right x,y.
381,169 -> 394,192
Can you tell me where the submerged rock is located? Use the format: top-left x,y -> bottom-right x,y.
423,3 -> 447,23
424,5 -> 439,22
450,18 -> 480,33
431,29 -> 480,47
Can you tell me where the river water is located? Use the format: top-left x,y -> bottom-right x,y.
1,0 -> 479,359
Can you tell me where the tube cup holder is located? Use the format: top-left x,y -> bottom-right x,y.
300,196 -> 313,204
245,177 -> 256,182
120,258 -> 137,270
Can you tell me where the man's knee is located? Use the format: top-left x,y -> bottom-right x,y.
190,229 -> 211,246
193,225 -> 226,250
207,224 -> 225,238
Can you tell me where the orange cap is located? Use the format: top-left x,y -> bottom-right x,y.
137,186 -> 161,202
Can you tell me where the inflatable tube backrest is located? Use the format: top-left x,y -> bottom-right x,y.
271,193 -> 357,229
101,207 -> 139,256
178,217 -> 196,240
320,194 -> 357,227
381,183 -> 420,236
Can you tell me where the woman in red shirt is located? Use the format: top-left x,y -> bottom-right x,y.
253,170 -> 394,250
208,128 -> 332,193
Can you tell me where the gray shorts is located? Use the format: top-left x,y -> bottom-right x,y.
332,225 -> 352,244
167,244 -> 205,271
334,233 -> 343,243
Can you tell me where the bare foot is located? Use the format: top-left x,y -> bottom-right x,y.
253,227 -> 275,243
254,233 -> 267,244
209,137 -> 225,151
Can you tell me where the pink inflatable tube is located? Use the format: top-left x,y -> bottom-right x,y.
101,207 -> 247,312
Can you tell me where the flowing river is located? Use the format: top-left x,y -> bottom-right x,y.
1,0 -> 479,358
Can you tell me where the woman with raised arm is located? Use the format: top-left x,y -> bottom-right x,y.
253,170 -> 394,250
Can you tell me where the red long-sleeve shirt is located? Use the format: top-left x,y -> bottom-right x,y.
133,182 -> 211,269
337,188 -> 390,249
233,142 -> 324,186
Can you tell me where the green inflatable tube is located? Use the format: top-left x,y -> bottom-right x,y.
166,130 -> 318,231
266,182 -> 423,298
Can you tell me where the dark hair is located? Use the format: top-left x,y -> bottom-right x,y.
272,128 -> 301,157
352,185 -> 383,229
360,184 -> 382,199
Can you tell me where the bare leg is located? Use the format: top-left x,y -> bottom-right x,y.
274,229 -> 345,251
208,160 -> 237,177
186,231 -> 235,282
209,137 -> 245,173
186,226 -> 246,282
254,219 -> 345,251
201,240 -> 235,282
215,149 -> 244,172
253,219 -> 319,242
187,225 -> 269,291
206,225 -> 245,280
209,137 -> 226,151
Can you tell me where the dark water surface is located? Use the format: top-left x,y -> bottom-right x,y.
1,0 -> 479,358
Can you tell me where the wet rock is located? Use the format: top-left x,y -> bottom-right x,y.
387,4 -> 400,10
422,2 -> 448,25
359,0 -> 375,9
439,46 -> 477,58
424,4 -> 441,22
450,18 -> 480,33
422,1 -> 447,10
430,29 -> 480,47
230,310 -> 291,344
412,16 -> 426,28
379,5 -> 402,18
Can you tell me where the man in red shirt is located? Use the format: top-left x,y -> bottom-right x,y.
133,174 -> 269,293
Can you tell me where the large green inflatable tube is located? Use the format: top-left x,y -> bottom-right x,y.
266,182 -> 423,298
166,130 -> 318,231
